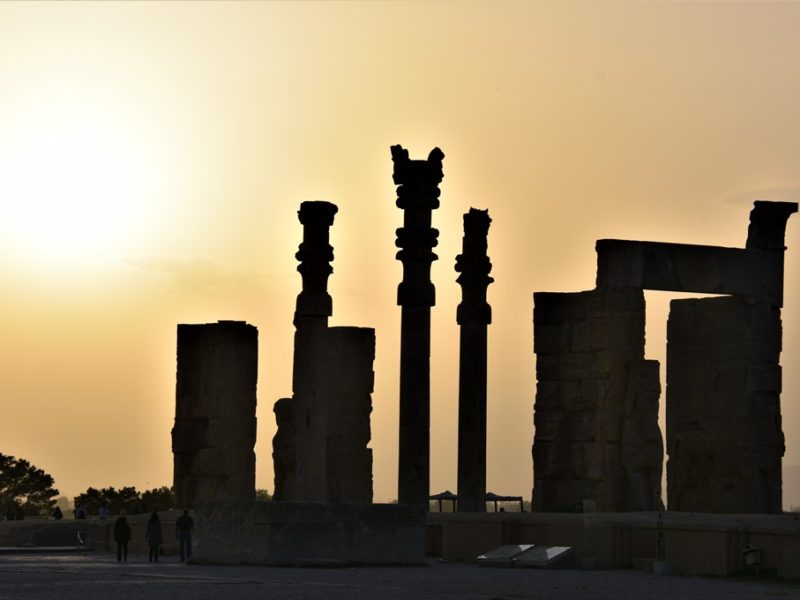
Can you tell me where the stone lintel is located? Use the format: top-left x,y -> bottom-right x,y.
595,240 -> 784,306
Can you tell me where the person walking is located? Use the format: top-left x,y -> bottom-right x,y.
175,508 -> 194,562
113,511 -> 132,562
145,511 -> 163,563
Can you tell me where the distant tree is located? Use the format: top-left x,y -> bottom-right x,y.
0,453 -> 60,517
74,486 -> 141,515
73,486 -> 105,515
141,486 -> 174,512
255,488 -> 271,502
74,485 -> 175,516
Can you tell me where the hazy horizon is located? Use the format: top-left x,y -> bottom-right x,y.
1,2 -> 799,508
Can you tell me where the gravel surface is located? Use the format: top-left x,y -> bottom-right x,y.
1,553 -> 799,600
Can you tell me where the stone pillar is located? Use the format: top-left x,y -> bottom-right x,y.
172,320 -> 258,508
392,145 -> 444,507
326,326 -> 375,504
666,296 -> 784,513
532,288 -> 663,512
455,208 -> 493,512
292,200 -> 338,502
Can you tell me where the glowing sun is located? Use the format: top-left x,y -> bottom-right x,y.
0,107 -> 157,264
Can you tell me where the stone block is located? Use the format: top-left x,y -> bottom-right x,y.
173,321 -> 258,508
594,412 -> 621,442
577,379 -> 611,410
536,352 -> 604,382
534,410 -> 595,442
746,365 -> 782,393
534,322 -> 572,354
596,240 -> 784,306
534,380 -> 580,411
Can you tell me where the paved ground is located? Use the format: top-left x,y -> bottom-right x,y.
1,552 -> 799,600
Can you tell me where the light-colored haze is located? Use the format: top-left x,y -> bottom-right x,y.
1,2 -> 798,506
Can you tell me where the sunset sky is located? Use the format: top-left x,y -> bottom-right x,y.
1,1 -> 799,507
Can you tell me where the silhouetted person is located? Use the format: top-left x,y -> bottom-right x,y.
99,505 -> 109,519
52,506 -> 63,520
145,511 -> 163,563
175,508 -> 194,562
75,505 -> 87,520
113,510 -> 132,562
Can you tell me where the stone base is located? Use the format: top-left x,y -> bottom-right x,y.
192,501 -> 426,566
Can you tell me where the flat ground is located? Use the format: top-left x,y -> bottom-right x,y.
0,553 -> 799,600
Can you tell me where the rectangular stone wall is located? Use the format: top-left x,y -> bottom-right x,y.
172,320 -> 258,508
192,501 -> 425,565
532,288 -> 663,512
325,326 -> 375,503
667,296 -> 783,513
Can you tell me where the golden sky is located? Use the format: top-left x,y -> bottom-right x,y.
1,1 -> 799,506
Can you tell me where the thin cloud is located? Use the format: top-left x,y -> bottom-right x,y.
122,256 -> 226,293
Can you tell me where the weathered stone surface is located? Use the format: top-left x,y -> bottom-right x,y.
271,397 -> 295,502
532,288 -> 663,512
393,144 -> 444,507
192,501 -> 426,566
667,296 -> 784,513
325,326 -> 375,504
172,320 -> 258,508
621,360 -> 663,511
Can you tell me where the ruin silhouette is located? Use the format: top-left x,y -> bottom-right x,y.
533,200 -> 797,513
167,143 -> 797,569
392,144 -> 444,507
172,320 -> 258,508
455,208 -> 493,512
272,201 -> 374,504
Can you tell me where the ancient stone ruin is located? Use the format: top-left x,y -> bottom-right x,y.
533,288 -> 663,512
325,326 -> 375,503
289,200 -> 338,502
173,199 -> 420,567
532,200 -> 796,513
172,320 -> 258,508
392,144 -> 444,507
271,201 -> 375,504
455,208 -> 494,512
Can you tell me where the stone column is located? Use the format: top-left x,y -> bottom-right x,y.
666,296 -> 783,513
392,145 -> 444,507
455,208 -> 493,512
326,326 -> 375,504
292,200 -> 338,502
532,288 -> 663,512
172,320 -> 258,508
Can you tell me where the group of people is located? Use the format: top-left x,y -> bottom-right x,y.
112,508 -> 195,563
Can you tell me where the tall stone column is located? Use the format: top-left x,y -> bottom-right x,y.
392,145 -> 444,507
455,208 -> 493,512
172,320 -> 258,508
292,200 -> 338,502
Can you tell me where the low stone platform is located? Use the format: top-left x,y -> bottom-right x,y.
426,511 -> 800,579
193,501 -> 426,566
